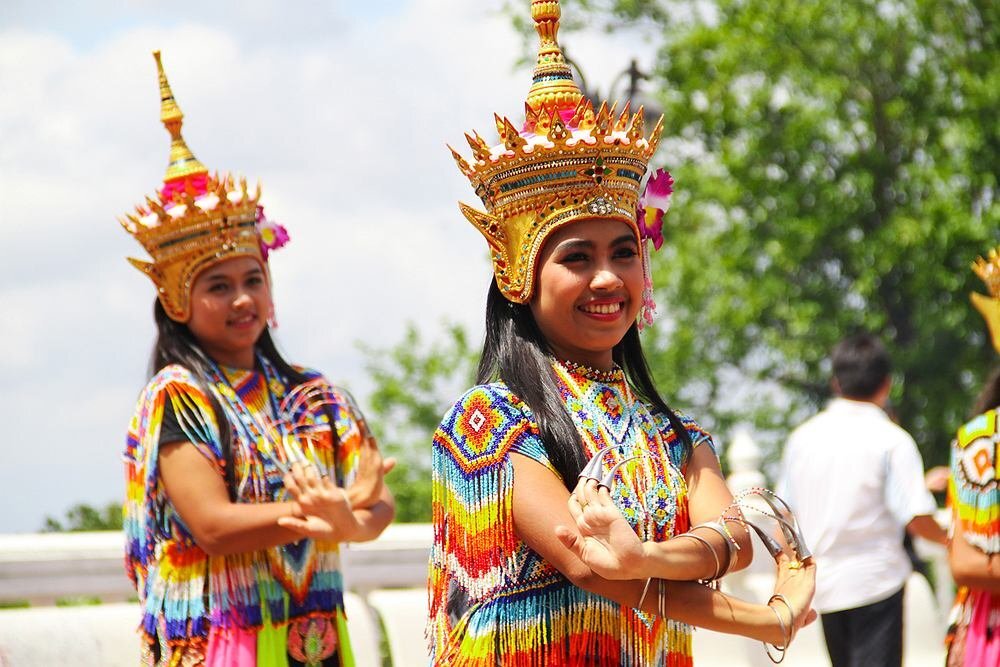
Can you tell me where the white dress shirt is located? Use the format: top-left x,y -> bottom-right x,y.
777,398 -> 937,613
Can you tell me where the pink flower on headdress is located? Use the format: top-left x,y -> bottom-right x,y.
256,206 -> 289,260
637,168 -> 674,251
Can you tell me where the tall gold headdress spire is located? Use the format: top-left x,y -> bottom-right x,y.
526,1 -> 583,113
153,50 -> 207,182
118,51 -> 289,323
971,247 -> 1000,353
451,0 -> 666,308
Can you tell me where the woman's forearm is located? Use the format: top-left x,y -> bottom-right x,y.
195,500 -> 307,555
345,496 -> 395,543
573,573 -> 784,645
949,518 -> 1000,592
636,523 -> 743,581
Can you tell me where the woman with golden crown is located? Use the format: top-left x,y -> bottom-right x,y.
427,2 -> 816,664
944,250 -> 1000,666
120,52 -> 395,666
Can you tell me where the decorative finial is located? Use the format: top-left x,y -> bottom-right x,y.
526,0 -> 583,113
973,248 -> 1000,297
971,247 -> 1000,354
152,50 -> 207,184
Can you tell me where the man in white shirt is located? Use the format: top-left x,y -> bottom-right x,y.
778,333 -> 946,667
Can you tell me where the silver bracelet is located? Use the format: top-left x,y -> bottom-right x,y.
637,577 -> 653,610
692,520 -> 739,577
657,577 -> 667,619
764,595 -> 792,664
769,594 -> 795,642
672,532 -> 722,581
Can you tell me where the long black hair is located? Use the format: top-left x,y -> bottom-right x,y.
477,281 -> 692,490
150,298 -> 312,499
972,364 -> 1000,417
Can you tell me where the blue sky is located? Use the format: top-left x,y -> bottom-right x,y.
0,0 -> 656,533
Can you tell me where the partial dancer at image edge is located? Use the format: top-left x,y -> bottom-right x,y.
945,248 -> 1000,666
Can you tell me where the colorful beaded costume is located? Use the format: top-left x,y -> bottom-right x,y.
428,361 -> 715,665
946,248 -> 1000,666
124,358 -> 362,665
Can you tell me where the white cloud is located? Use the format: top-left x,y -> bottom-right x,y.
0,0 -> 657,532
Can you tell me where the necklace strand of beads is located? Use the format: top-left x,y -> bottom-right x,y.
556,358 -> 624,384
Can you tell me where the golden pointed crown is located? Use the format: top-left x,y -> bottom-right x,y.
971,247 -> 1000,353
451,0 -> 664,303
119,51 -> 265,323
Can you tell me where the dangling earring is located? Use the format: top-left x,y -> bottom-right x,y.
267,301 -> 278,329
638,241 -> 657,330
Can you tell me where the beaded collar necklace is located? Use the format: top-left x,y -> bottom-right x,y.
555,358 -> 624,384
208,355 -> 283,438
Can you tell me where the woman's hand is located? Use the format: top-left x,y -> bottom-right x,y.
768,551 -> 818,644
555,478 -> 647,580
277,462 -> 361,542
346,433 -> 396,510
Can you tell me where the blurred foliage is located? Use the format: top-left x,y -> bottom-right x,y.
537,0 -> 999,465
55,596 -> 103,607
0,599 -> 30,609
359,323 -> 479,522
42,501 -> 122,532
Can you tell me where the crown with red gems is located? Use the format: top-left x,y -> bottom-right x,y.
450,0 -> 664,304
119,51 -> 286,323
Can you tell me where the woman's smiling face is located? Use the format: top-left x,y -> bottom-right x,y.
528,218 -> 643,370
186,256 -> 270,369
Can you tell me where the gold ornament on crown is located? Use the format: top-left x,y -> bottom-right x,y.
450,0 -> 664,303
971,247 -> 1000,353
119,51 -> 264,323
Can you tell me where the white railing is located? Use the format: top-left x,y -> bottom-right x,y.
0,525 -> 432,667
0,433 -> 952,666
0,524 -> 432,606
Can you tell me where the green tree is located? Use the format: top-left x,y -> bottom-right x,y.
43,501 -> 123,532
360,322 -> 480,522
553,0 -> 999,464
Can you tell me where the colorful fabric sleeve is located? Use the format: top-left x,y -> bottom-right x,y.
653,409 -> 717,473
295,369 -> 367,488
427,383 -> 540,658
331,387 -> 369,489
949,410 -> 1000,555
123,364 -> 221,643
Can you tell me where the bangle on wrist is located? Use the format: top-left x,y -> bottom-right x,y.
763,594 -> 792,664
671,532 -> 722,581
692,520 -> 739,577
637,577 -> 653,610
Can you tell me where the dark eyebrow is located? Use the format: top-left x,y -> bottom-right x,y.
612,233 -> 639,246
553,239 -> 594,252
203,266 -> 263,282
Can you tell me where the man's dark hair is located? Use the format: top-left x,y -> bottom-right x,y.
831,333 -> 891,399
